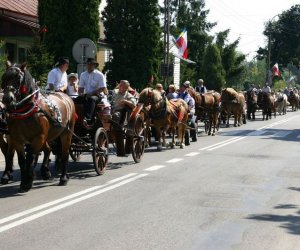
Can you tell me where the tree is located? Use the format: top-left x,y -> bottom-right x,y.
38,0 -> 100,71
0,41 -> 7,79
27,35 -> 54,86
257,5 -> 300,72
169,0 -> 215,84
202,44 -> 225,91
215,30 -> 246,86
102,0 -> 162,89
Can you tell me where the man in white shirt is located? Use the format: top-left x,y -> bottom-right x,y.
47,57 -> 69,92
79,58 -> 107,124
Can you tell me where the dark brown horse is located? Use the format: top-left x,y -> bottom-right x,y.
138,88 -> 188,150
288,90 -> 299,112
188,88 -> 221,136
1,62 -> 76,192
257,92 -> 276,120
221,88 -> 246,127
246,90 -> 257,120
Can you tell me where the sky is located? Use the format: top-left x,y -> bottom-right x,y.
204,0 -> 299,60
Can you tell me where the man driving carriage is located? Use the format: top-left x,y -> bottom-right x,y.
111,80 -> 137,156
78,58 -> 108,126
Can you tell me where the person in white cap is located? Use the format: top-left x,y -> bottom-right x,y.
67,73 -> 79,98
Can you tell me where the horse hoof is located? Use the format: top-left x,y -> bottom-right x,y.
212,133 -> 215,136
59,178 -> 69,186
180,144 -> 185,149
208,132 -> 211,135
1,177 -> 9,185
41,170 -> 51,180
226,124 -> 229,128
19,183 -> 32,193
157,145 -> 162,151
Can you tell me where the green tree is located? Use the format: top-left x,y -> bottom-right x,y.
202,44 -> 225,91
38,0 -> 100,71
215,30 -> 246,86
257,5 -> 300,74
169,0 -> 215,84
0,41 -> 7,79
102,0 -> 161,89
27,36 -> 54,86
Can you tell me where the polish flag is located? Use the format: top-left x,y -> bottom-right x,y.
176,29 -> 188,59
272,63 -> 281,77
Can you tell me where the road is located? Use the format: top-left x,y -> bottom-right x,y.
1,110 -> 300,250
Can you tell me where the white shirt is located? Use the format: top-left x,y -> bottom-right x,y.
67,82 -> 78,97
47,67 -> 68,91
79,69 -> 106,94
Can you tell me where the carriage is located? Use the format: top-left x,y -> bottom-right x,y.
69,98 -> 146,175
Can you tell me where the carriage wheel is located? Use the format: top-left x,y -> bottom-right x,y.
93,128 -> 109,175
69,147 -> 82,162
131,115 -> 145,163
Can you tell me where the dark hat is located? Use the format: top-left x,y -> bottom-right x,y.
86,58 -> 99,67
55,57 -> 69,67
182,81 -> 190,88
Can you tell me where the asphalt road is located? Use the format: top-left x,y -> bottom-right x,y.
1,110 -> 300,250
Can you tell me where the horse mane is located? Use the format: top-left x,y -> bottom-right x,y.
222,87 -> 239,100
139,87 -> 162,103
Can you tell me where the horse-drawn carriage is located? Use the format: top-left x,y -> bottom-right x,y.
69,97 -> 146,175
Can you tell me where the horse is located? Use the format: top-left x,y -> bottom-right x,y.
221,88 -> 246,127
138,88 -> 188,151
1,61 -> 76,192
275,92 -> 288,115
188,88 -> 221,136
257,91 -> 276,120
246,90 -> 257,120
288,90 -> 299,112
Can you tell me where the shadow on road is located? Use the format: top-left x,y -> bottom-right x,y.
246,211 -> 300,235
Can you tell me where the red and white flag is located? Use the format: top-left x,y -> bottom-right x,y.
272,63 -> 281,77
176,29 -> 188,59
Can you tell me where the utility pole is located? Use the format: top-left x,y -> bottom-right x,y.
163,0 -> 170,87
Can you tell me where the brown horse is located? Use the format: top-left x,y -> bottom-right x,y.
246,90 -> 258,120
288,90 -> 299,112
257,91 -> 276,120
1,62 -> 76,192
188,88 -> 221,136
221,88 -> 246,127
138,88 -> 188,151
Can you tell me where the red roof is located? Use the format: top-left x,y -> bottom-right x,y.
0,0 -> 37,18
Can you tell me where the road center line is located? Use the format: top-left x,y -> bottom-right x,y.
0,173 -> 137,226
185,152 -> 200,157
0,174 -> 148,233
165,158 -> 183,163
199,137 -> 241,151
144,165 -> 167,171
207,136 -> 247,151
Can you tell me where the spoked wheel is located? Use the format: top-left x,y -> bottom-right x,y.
131,115 -> 145,163
93,128 -> 109,175
69,146 -> 82,162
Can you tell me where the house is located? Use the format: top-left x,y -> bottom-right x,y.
0,0 -> 38,63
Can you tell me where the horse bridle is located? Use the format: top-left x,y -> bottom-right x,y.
3,66 -> 25,99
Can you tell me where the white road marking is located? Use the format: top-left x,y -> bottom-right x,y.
185,152 -> 200,157
0,173 -> 138,226
207,136 -> 247,151
144,165 -> 167,171
199,137 -> 241,151
271,131 -> 292,137
0,174 -> 148,233
165,158 -> 184,163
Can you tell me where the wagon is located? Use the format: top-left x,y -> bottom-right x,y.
69,98 -> 145,175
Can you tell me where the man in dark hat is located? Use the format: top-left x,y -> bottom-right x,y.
47,57 -> 69,92
79,57 -> 107,125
